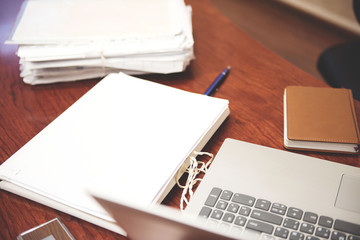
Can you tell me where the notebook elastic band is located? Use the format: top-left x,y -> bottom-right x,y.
176,151 -> 214,211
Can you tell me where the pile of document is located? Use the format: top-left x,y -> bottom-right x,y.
7,0 -> 194,85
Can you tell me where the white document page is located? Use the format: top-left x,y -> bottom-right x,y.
8,0 -> 183,44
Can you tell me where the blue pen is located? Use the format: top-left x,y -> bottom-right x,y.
204,66 -> 231,96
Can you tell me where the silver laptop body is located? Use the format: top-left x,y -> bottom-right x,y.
186,138 -> 360,240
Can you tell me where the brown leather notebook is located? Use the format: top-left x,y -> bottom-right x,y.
284,86 -> 360,153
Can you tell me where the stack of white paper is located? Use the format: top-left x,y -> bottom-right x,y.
7,0 -> 194,85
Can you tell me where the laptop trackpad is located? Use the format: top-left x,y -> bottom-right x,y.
335,174 -> 360,214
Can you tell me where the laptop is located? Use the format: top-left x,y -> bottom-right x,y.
92,138 -> 360,240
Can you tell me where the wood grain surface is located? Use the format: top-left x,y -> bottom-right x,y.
1,0 -> 359,239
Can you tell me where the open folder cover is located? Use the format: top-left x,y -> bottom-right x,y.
284,86 -> 360,153
0,73 -> 229,235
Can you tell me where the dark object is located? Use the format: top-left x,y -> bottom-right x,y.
317,0 -> 360,100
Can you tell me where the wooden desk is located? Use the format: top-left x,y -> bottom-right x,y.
1,0 -> 359,239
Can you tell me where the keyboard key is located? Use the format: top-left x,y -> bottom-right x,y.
239,206 -> 251,216
305,236 -> 320,240
198,206 -> 212,218
251,209 -> 283,225
234,216 -> 247,226
348,235 -> 360,240
205,187 -> 222,207
231,226 -> 244,235
334,219 -> 360,236
319,216 -> 333,228
290,231 -> 305,240
261,235 -> 276,240
300,222 -> 315,234
232,193 -> 256,206
255,199 -> 271,211
220,190 -> 233,200
287,207 -> 303,220
315,227 -> 331,239
331,231 -> 346,240
207,219 -> 219,228
270,203 -> 287,215
246,219 -> 274,234
274,227 -> 289,239
271,203 -> 287,215
219,222 -> 231,231
283,218 -> 300,230
223,212 -> 235,223
210,209 -> 224,220
244,229 -> 261,239
227,203 -> 240,213
215,200 -> 228,210
304,212 -> 318,224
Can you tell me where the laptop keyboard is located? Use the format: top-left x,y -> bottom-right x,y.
199,187 -> 360,240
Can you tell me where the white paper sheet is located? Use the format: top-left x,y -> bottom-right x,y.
8,0 -> 183,44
